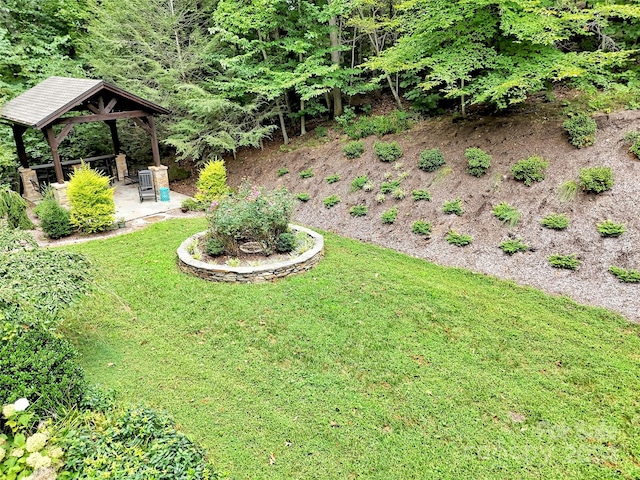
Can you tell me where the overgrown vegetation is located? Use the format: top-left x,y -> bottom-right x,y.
341,110 -> 412,140
548,253 -> 581,270
492,202 -> 521,227
597,220 -> 626,237
418,148 -> 445,172
446,230 -> 473,247
465,147 -> 491,177
510,155 -> 548,186
563,114 -> 597,149
541,213 -> 569,230
579,167 -> 614,193
374,141 -> 402,162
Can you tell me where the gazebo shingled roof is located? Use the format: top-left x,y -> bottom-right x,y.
0,76 -> 169,184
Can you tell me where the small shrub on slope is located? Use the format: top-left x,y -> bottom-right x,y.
579,167 -> 613,193
465,147 -> 492,177
418,148 -> 445,172
511,155 -> 548,186
563,114 -> 597,149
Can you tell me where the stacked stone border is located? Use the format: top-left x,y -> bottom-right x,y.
177,224 -> 324,283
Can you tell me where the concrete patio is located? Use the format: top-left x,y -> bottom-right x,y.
113,180 -> 191,221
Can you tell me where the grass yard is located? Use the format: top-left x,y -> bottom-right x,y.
63,218 -> 640,479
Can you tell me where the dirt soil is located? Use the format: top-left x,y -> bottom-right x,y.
200,106 -> 640,323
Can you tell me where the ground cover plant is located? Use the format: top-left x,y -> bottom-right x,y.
350,175 -> 369,191
340,110 -> 412,140
296,192 -> 310,202
349,205 -> 368,217
541,213 -> 569,230
276,168 -> 289,177
323,194 -> 340,208
412,189 -> 431,201
64,219 -> 640,480
343,141 -> 365,159
446,229 -> 473,246
380,179 -> 401,194
624,131 -> 640,159
492,202 -> 521,226
609,266 -> 640,283
299,168 -> 314,178
510,155 -> 548,186
442,198 -> 463,216
374,141 -> 402,162
465,147 -> 492,177
418,148 -> 445,172
411,220 -> 432,237
326,174 -> 341,184
381,206 -> 398,224
499,238 -> 529,255
597,220 -> 626,237
0,185 -> 34,230
548,253 -> 581,270
563,114 -> 597,149
579,167 -> 613,193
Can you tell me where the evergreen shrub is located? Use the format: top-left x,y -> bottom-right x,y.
465,147 -> 492,177
579,167 -> 613,193
343,141 -> 365,159
418,148 -> 445,172
492,202 -> 521,226
349,205 -> 368,217
323,195 -> 340,208
67,163 -> 115,233
275,232 -> 297,253
381,207 -> 398,224
411,220 -> 432,236
548,253 -> 580,270
0,184 -> 34,230
446,230 -> 473,246
442,198 -> 463,216
34,192 -> 73,239
194,158 -> 230,204
597,220 -> 626,237
499,238 -> 529,255
609,266 -> 640,283
374,141 -> 403,162
541,213 -> 569,230
511,155 -> 548,186
563,114 -> 597,148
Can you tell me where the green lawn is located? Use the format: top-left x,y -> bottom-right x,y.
64,218 -> 640,479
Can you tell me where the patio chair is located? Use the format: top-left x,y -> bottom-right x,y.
137,170 -> 156,202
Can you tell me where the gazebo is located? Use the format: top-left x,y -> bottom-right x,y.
0,76 -> 169,202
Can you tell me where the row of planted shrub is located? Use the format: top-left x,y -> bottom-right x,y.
0,221 -> 217,479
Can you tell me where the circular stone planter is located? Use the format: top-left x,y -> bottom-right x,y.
177,224 -> 324,283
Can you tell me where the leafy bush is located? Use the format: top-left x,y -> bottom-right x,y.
412,189 -> 431,201
343,141 -> 365,159
66,163 -> 115,233
609,266 -> 640,283
323,194 -> 340,208
558,180 -> 578,202
465,147 -> 492,177
391,188 -> 407,200
548,254 -> 580,270
492,202 -> 520,226
579,167 -> 613,193
299,168 -> 314,178
597,220 -> 626,237
418,148 -> 445,172
275,232 -> 297,253
0,185 -> 34,230
276,167 -> 289,177
296,192 -> 310,202
350,175 -> 369,191
499,239 -> 529,255
411,220 -> 432,237
33,193 -> 73,239
380,179 -> 401,194
207,183 -> 293,256
510,155 -> 548,186
541,213 -> 569,230
563,114 -> 597,148
205,236 -> 225,256
442,198 -> 463,216
374,141 -> 403,162
381,207 -> 398,224
61,403 -> 215,479
349,205 -> 368,217
343,110 -> 412,139
446,230 -> 473,247
326,174 -> 341,184
194,158 -> 230,204
0,324 -> 87,420
181,198 -> 205,212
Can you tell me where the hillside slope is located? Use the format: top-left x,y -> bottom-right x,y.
219,108 -> 640,322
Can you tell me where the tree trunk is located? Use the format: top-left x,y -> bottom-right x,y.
258,30 -> 289,144
328,5 -> 343,117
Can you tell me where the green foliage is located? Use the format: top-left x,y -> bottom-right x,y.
61,403 -> 215,479
412,189 -> 431,201
33,192 -> 73,239
391,188 -> 407,200
442,198 -> 463,216
381,207 -> 398,224
349,205 -> 368,217
418,148 -> 445,172
275,232 -> 297,253
276,168 -> 289,177
326,174 -> 341,184
411,220 -> 432,237
597,220 -> 626,237
66,163 -> 115,234
499,239 -> 529,255
492,202 -> 521,227
207,183 -> 294,256
314,126 -> 328,138
181,198 -> 206,212
0,324 -> 87,420
558,181 -> 578,202
624,131 -> 640,159
446,230 -> 473,247
295,192 -> 310,202
0,185 -> 34,230
205,237 -> 225,257
374,141 -> 403,162
376,193 -> 386,203
609,266 -> 640,283
579,167 -> 614,193
350,175 -> 369,191
343,141 -> 365,159
0,220 -> 36,253
548,254 -> 580,270
563,114 -> 597,149
510,155 -> 549,186
299,169 -> 314,179
323,195 -> 341,208
194,159 -> 230,205
541,213 -> 569,230
343,110 -> 412,140
465,148 -> 492,177
380,180 -> 401,194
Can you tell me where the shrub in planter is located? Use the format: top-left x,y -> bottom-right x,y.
0,324 -> 87,420
194,158 -> 230,204
418,148 -> 445,172
465,147 -> 492,177
207,182 -> 293,256
205,236 -> 225,256
34,193 -> 73,239
275,232 -> 297,252
67,163 -> 115,233
343,141 -> 365,159
374,141 -> 402,162
563,113 -> 597,148
510,155 -> 548,186
579,167 -> 613,193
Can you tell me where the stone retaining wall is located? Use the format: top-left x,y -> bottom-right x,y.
177,225 -> 324,283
